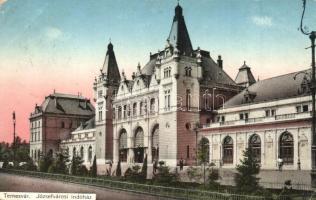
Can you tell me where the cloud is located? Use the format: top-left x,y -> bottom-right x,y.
45,27 -> 63,40
251,16 -> 273,27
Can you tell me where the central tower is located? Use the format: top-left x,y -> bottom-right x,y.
93,42 -> 120,173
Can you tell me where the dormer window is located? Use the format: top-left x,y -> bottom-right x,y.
185,66 -> 192,77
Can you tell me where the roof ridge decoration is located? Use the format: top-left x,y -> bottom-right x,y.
101,42 -> 121,85
167,3 -> 193,56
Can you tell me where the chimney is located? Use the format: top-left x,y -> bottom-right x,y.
217,55 -> 223,69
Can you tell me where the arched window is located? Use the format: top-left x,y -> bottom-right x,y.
185,66 -> 192,77
186,89 -> 191,111
73,147 -> 76,157
279,132 -> 294,165
223,136 -> 233,164
80,146 -> 84,159
123,105 -> 127,119
249,134 -> 261,163
152,125 -> 159,162
133,102 -> 137,116
118,106 -> 122,119
140,102 -> 144,116
150,98 -> 155,114
88,146 -> 93,163
119,129 -> 128,162
134,127 -> 144,163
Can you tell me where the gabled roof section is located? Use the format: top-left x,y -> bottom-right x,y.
101,42 -> 121,85
235,61 -> 256,87
167,3 -> 193,56
225,69 -> 311,108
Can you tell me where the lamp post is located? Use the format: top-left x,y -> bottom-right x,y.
300,0 -> 316,186
12,111 -> 16,165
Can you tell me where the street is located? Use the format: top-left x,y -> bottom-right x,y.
0,173 -> 173,200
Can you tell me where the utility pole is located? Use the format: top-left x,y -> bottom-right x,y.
300,0 -> 316,187
13,111 -> 16,165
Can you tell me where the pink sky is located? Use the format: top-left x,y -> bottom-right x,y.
0,0 -> 313,143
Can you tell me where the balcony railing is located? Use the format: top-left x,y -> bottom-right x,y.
203,112 -> 312,129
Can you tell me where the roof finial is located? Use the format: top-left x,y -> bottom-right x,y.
177,0 -> 180,6
244,60 -> 246,65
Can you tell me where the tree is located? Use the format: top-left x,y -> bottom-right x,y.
140,154 -> 147,180
48,152 -> 69,174
70,155 -> 85,176
39,153 -> 54,172
116,160 -> 121,177
91,155 -> 97,177
234,148 -> 261,193
197,137 -> 209,187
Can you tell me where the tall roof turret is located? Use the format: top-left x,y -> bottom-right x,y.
235,61 -> 256,88
101,42 -> 121,85
167,3 -> 193,56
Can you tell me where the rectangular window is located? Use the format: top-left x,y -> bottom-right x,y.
221,116 -> 225,122
239,113 -> 244,120
165,90 -> 171,110
265,110 -> 270,117
303,105 -> 309,112
296,106 -> 302,113
271,109 -> 276,116
186,145 -> 190,159
245,113 -> 249,120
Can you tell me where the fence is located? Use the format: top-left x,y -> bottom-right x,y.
0,169 -> 313,200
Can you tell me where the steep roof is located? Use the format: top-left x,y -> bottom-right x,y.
74,117 -> 95,131
101,42 -> 121,85
38,93 -> 95,116
167,4 -> 193,56
200,56 -> 237,86
235,61 -> 256,87
225,69 -> 311,108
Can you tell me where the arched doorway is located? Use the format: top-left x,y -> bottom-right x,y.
152,124 -> 159,163
223,136 -> 233,164
134,127 -> 144,163
248,134 -> 261,163
119,129 -> 128,162
279,131 -> 294,165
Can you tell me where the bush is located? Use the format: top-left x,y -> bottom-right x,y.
153,165 -> 178,185
124,165 -> 143,182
